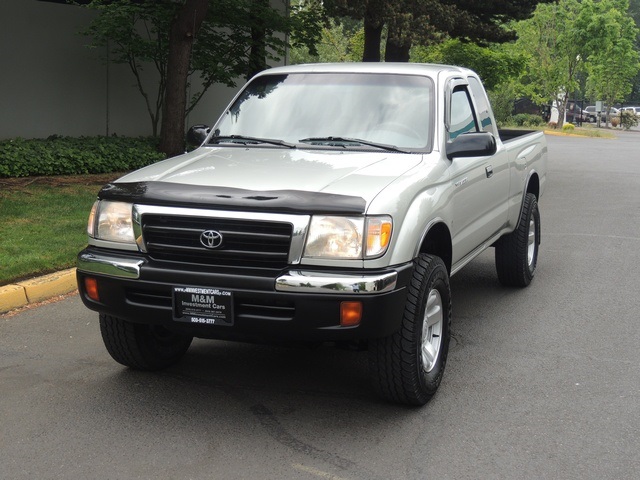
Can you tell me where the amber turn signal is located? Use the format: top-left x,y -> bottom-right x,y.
84,277 -> 100,302
340,301 -> 362,326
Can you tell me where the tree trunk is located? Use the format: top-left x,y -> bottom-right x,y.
159,0 -> 209,158
362,10 -> 383,62
385,36 -> 411,62
246,0 -> 269,80
556,96 -> 568,129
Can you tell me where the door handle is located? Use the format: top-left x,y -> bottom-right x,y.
485,165 -> 494,178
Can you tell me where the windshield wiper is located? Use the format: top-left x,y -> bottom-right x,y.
209,135 -> 297,149
299,136 -> 408,153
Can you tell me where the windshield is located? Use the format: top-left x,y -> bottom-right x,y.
211,73 -> 434,151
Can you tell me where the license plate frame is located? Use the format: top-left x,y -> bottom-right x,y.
172,286 -> 234,326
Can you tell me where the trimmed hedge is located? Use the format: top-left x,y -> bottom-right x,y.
0,136 -> 166,178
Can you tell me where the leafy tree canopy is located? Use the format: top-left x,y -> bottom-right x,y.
320,0 -> 554,61
584,0 -> 640,110
512,0 -> 639,126
413,39 -> 526,90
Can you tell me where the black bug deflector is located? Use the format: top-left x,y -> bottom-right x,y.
98,182 -> 367,215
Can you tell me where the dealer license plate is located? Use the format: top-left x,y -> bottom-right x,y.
172,286 -> 234,326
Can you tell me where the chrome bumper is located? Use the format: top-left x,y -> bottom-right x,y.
275,270 -> 397,294
78,252 -> 398,295
77,252 -> 144,280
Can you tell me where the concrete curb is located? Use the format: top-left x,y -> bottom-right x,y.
0,268 -> 77,314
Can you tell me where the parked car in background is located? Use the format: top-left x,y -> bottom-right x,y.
584,106 -> 597,122
584,106 -> 620,122
622,106 -> 640,117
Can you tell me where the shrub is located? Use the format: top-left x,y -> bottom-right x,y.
507,113 -> 547,127
620,111 -> 639,130
562,123 -> 575,131
548,122 -> 558,129
610,116 -> 620,127
0,136 -> 166,178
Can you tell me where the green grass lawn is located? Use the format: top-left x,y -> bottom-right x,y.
556,125 -> 617,138
0,174 -> 117,285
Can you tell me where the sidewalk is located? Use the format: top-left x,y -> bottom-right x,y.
0,268 -> 77,314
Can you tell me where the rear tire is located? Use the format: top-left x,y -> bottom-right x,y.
99,314 -> 193,370
495,192 -> 540,287
369,254 -> 451,406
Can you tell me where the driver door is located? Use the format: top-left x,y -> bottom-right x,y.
447,82 -> 509,264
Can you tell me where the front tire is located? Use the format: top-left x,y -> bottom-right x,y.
495,192 -> 540,287
99,314 -> 193,370
369,254 -> 452,406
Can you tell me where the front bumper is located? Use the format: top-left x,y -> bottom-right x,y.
77,248 -> 412,342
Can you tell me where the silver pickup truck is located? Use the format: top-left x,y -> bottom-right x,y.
77,63 -> 547,405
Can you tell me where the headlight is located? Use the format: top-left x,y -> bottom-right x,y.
88,200 -> 135,244
303,215 -> 392,259
304,216 -> 364,258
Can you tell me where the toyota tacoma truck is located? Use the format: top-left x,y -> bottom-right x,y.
77,63 -> 547,405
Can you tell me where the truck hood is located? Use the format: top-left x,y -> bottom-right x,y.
117,146 -> 423,206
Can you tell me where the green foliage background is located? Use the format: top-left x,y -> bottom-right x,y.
0,136 -> 165,178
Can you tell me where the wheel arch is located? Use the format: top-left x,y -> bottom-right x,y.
416,221 -> 453,274
515,171 -> 540,232
526,171 -> 540,200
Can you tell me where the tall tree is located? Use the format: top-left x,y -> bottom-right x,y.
362,2 -> 385,61
514,0 -> 639,127
81,1 -> 175,137
322,0 -> 387,61
584,0 -> 639,118
82,0 -> 321,157
323,0 -> 552,62
384,0 -> 442,62
413,39 -> 526,90
289,16 -> 362,64
514,0 -> 587,128
160,0 -> 209,157
246,0 -> 270,79
626,0 -> 640,100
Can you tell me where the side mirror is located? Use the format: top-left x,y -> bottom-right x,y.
446,132 -> 497,160
186,124 -> 211,148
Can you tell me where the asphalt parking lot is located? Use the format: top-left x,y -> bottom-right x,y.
1,131 -> 639,479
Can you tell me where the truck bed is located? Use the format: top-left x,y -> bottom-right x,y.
498,129 -> 541,143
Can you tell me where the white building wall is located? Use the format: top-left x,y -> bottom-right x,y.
0,0 -> 285,140
1,0 -> 108,138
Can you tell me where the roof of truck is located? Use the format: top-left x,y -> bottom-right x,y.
255,62 -> 474,78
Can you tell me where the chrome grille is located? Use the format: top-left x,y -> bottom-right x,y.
141,214 -> 294,269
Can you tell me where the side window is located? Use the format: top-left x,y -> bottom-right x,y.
467,76 -> 495,133
449,87 -> 478,140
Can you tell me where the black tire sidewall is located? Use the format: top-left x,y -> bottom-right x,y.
413,256 -> 452,398
495,192 -> 540,287
526,197 -> 540,279
136,323 -> 193,369
99,314 -> 192,370
367,254 -> 452,405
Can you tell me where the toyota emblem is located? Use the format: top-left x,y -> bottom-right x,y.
200,230 -> 223,249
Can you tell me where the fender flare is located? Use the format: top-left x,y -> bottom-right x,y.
515,169 -> 540,231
